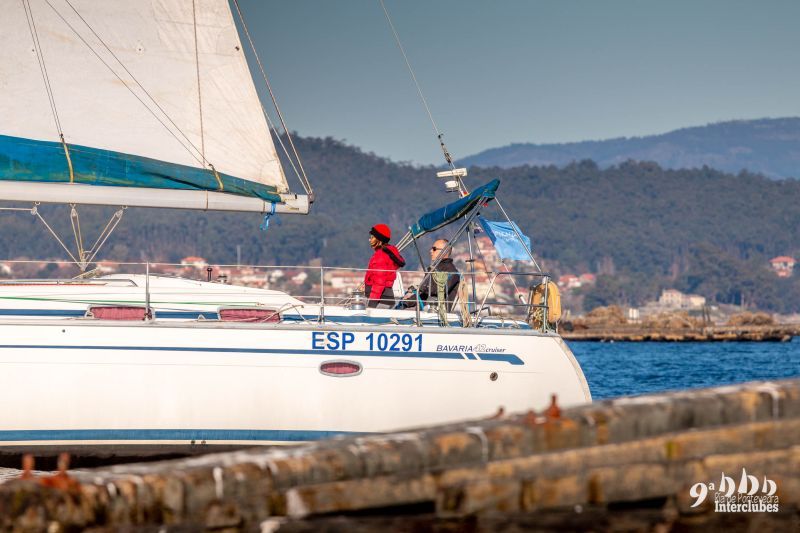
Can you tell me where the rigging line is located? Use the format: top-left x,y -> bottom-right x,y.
471,210 -> 524,298
84,208 -> 125,266
209,163 -> 224,191
60,133 -> 75,183
54,0 -> 205,164
471,232 -> 501,302
262,106 -> 303,190
231,0 -> 313,198
49,0 -> 207,167
494,197 -> 542,272
499,259 -> 524,301
378,0 -> 455,168
24,1 -> 76,183
192,0 -> 206,164
69,204 -> 85,265
22,0 -> 62,135
32,206 -> 81,266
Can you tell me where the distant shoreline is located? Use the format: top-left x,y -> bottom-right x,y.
562,324 -> 797,342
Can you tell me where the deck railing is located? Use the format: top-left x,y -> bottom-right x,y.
0,259 -> 556,332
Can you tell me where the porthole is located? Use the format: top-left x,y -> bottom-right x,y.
320,360 -> 363,377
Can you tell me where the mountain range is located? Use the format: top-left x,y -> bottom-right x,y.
460,118 -> 800,179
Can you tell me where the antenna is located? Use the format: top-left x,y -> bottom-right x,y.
378,0 -> 468,195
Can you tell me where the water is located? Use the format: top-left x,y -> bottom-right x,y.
569,340 -> 800,400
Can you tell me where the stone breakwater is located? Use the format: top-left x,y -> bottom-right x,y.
0,379 -> 798,531
562,324 -> 798,342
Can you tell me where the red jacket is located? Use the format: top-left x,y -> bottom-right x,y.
364,245 -> 406,301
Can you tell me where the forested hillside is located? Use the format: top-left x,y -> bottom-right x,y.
461,118 -> 800,179
1,135 -> 800,311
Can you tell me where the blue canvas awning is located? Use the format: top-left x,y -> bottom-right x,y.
408,179 -> 500,238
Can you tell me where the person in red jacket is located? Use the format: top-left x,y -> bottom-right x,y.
364,223 -> 406,308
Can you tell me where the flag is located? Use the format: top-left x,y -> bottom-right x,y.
478,217 -> 532,261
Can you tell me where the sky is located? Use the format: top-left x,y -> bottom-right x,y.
238,0 -> 800,166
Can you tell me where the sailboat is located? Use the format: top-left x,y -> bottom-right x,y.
0,0 -> 590,457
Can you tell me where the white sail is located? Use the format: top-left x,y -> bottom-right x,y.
0,0 -> 289,194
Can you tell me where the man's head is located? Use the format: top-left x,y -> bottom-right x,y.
430,239 -> 450,260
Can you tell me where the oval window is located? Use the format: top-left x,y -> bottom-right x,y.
319,360 -> 362,377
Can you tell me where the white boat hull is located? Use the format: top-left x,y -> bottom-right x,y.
0,319 -> 590,454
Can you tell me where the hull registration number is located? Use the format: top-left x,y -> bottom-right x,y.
312,332 -> 422,352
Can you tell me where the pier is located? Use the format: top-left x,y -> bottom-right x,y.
0,379 -> 798,531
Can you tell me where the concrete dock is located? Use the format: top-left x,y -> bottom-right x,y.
0,379 -> 798,531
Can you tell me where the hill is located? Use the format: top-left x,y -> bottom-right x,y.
1,136 -> 800,312
460,118 -> 800,179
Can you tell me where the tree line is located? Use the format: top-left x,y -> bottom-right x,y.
1,135 -> 799,311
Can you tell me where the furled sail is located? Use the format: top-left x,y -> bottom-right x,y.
0,0 -> 308,213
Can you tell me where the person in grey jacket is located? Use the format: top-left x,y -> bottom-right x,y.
401,239 -> 460,311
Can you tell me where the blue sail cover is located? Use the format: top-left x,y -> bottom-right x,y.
409,179 -> 500,238
0,134 -> 282,203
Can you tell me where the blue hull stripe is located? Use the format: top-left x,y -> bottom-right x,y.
0,310 -> 220,319
0,309 -> 87,317
161,311 -> 220,319
0,308 -> 531,329
477,353 -> 522,364
0,344 -> 525,365
0,428 -> 364,443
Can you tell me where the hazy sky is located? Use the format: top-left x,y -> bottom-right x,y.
238,0 -> 800,166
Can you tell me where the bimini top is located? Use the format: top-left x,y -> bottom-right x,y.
407,179 -> 500,239
0,0 -> 308,214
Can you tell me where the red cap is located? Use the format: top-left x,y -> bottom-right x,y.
370,224 -> 391,243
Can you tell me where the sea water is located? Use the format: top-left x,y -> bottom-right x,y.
570,340 -> 800,400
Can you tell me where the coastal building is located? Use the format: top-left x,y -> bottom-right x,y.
95,261 -> 118,274
657,289 -> 706,310
215,266 -> 267,288
326,270 -> 363,295
180,256 -> 208,269
558,274 -> 580,289
558,273 -> 596,290
659,289 -> 683,307
453,237 -> 500,272
290,271 -> 308,285
769,256 -> 796,277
